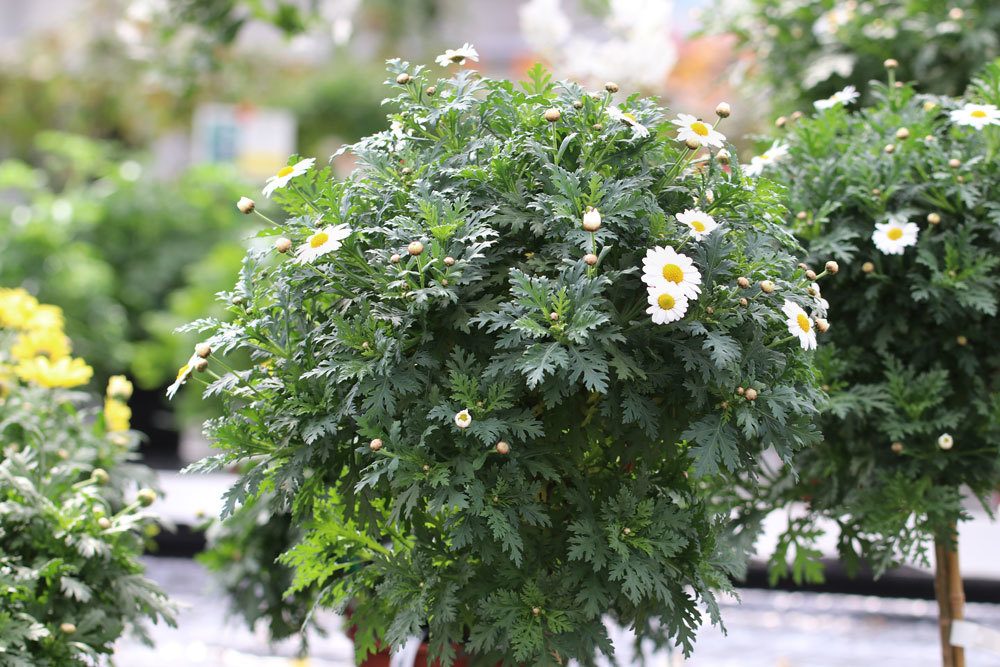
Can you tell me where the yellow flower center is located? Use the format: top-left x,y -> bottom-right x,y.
691,220 -> 706,232
690,121 -> 710,137
623,112 -> 637,124
310,232 -> 329,248
797,313 -> 812,333
662,263 -> 684,284
657,293 -> 676,310
277,166 -> 295,178
971,109 -> 987,118
176,364 -> 190,380
887,227 -> 903,241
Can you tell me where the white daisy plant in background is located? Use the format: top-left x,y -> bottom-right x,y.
676,209 -> 719,241
672,113 -> 726,148
813,85 -> 860,110
744,141 -> 789,177
781,299 -> 817,351
606,106 -> 651,138
872,214 -> 919,255
645,282 -> 689,325
262,158 -> 316,198
641,246 -> 702,299
949,103 -> 1000,130
295,224 -> 352,264
435,43 -> 479,67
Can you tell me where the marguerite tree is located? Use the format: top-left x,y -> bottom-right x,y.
173,51 -> 827,664
755,60 -> 1000,667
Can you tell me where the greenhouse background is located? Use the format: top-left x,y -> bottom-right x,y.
2,1 -> 1000,666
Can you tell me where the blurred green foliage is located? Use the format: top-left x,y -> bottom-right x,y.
0,132 -> 253,393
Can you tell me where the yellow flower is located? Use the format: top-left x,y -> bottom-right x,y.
15,356 -> 93,388
27,304 -> 65,332
10,328 -> 72,362
104,397 -> 132,432
0,288 -> 40,330
106,375 -> 134,401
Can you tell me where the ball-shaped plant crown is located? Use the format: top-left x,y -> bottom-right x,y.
181,58 -> 824,664
767,61 -> 1000,570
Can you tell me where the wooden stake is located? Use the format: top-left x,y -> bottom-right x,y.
934,540 -> 955,667
947,545 -> 966,667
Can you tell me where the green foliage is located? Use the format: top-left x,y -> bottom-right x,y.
758,60 -> 1000,576
0,133 -> 250,390
0,365 -> 174,665
706,0 -> 1000,111
178,59 -> 824,664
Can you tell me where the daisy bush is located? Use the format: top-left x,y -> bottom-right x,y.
0,289 -> 174,666
755,61 -> 1000,573
706,0 -> 1000,110
175,54 -> 825,664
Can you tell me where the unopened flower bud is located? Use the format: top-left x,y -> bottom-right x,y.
893,81 -> 904,89
736,386 -> 745,395
737,277 -> 750,289
739,297 -> 748,307
407,241 -> 424,256
572,100 -> 583,109
927,212 -> 941,225
759,280 -> 775,293
592,123 -> 603,131
549,312 -> 559,321
390,253 -> 401,264
232,295 -> 245,305
805,270 -> 817,281
884,143 -> 895,154
92,468 -> 110,485
57,448 -> 69,460
814,318 -> 830,333
583,253 -> 598,266
862,261 -> 875,273
948,7 -> 964,20
369,438 -> 383,452
195,343 -> 212,359
744,388 -> 758,401
891,441 -> 904,454
401,167 -> 412,175
884,58 -> 899,70
938,433 -> 954,450
685,138 -> 700,150
872,188 -> 881,196
532,607 -> 541,616
895,127 -> 910,140
98,517 -> 112,530
137,488 -> 157,507
715,102 -> 731,118
775,116 -> 787,128
396,72 -> 411,85
193,358 -> 209,372
582,207 -> 602,232
275,237 -> 292,253
237,197 -> 255,214
425,85 -> 436,96
443,256 -> 455,267
791,110 -> 804,121
949,158 -> 961,169
825,260 -> 839,274
544,108 -> 561,122
60,623 -> 77,635
622,527 -> 632,535
495,441 -> 510,455
605,81 -> 619,93
423,464 -> 431,472
956,335 -> 968,346
796,211 -> 808,221
923,100 -> 938,112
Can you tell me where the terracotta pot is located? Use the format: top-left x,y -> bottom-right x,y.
358,642 -> 474,667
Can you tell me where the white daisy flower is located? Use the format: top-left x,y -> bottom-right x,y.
671,113 -> 726,148
949,103 -> 1000,130
262,158 -> 316,198
166,353 -> 200,399
676,209 -> 719,241
295,224 -> 352,264
641,246 -> 702,300
814,85 -> 860,110
645,282 -> 689,325
455,409 -> 472,428
938,433 -> 954,450
606,106 -> 651,138
782,300 -> 817,351
872,215 -> 919,255
435,43 -> 479,67
744,141 -> 789,177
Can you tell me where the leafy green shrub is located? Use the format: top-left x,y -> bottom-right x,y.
0,290 -> 174,666
755,61 -> 1000,574
176,57 -> 825,664
707,0 -> 1000,111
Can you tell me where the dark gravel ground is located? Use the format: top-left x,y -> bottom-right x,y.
115,557 -> 1000,666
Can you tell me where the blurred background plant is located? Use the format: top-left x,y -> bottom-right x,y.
704,0 -> 1000,114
